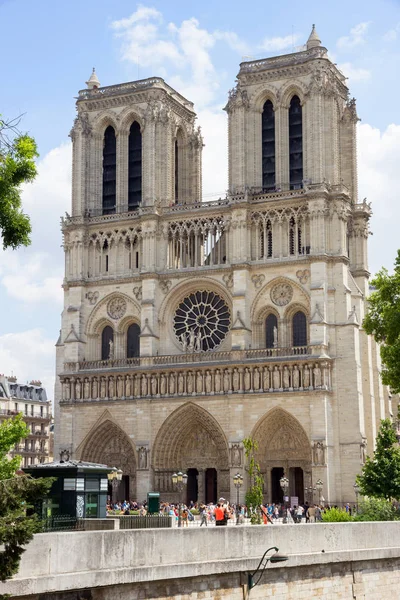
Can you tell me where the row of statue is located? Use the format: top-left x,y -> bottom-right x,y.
62,362 -> 330,400
180,329 -> 202,352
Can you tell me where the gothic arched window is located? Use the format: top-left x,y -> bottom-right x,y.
127,323 -> 140,358
175,139 -> 179,203
292,311 -> 307,347
102,126 -> 116,215
289,96 -> 303,190
262,100 -> 275,191
265,314 -> 278,348
101,326 -> 114,361
128,122 -> 142,210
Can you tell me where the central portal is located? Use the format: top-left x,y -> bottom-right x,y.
186,468 -> 198,504
271,467 -> 284,503
205,468 -> 217,504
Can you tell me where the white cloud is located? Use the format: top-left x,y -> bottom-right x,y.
111,5 -> 162,30
383,23 -> 400,42
358,122 -> 400,274
337,62 -> 371,82
0,329 -> 56,399
213,30 -> 250,55
337,22 -> 371,49
259,34 -> 301,52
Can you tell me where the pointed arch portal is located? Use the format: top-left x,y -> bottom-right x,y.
252,408 -> 311,504
152,403 -> 230,504
80,419 -> 137,500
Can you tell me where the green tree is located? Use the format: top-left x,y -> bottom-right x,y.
354,497 -> 399,522
0,414 -> 52,590
243,437 -> 264,524
363,250 -> 400,393
356,419 -> 400,500
0,115 -> 38,249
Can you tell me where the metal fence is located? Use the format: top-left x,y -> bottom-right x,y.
116,515 -> 172,529
41,515 -> 85,532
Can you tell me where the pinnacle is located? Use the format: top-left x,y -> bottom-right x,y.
307,24 -> 321,49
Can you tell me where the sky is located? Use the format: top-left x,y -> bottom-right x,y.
1,0 -> 400,398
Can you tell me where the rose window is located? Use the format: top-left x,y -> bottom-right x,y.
173,291 -> 231,351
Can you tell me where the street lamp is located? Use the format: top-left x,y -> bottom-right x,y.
107,467 -> 123,504
279,476 -> 289,523
353,482 -> 360,513
172,471 -> 188,527
233,472 -> 243,525
316,479 -> 323,505
248,546 -> 288,589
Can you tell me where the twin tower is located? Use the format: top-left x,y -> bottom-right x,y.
55,27 -> 389,509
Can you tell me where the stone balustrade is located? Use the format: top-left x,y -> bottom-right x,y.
60,356 -> 331,403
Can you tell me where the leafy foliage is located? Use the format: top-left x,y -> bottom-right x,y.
354,497 -> 400,521
243,437 -> 264,524
363,250 -> 400,393
321,507 -> 353,522
0,415 -> 53,590
356,419 -> 400,501
0,115 -> 38,250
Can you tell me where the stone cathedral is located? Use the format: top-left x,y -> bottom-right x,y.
55,26 -> 390,507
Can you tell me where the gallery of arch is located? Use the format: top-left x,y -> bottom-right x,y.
55,26 -> 391,507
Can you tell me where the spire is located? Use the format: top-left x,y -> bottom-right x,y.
306,24 -> 321,50
86,67 -> 100,90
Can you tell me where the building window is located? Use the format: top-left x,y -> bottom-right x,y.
25,404 -> 28,416
292,311 -> 307,347
101,326 -> 114,361
127,323 -> 140,358
265,314 -> 278,348
14,403 -> 18,412
31,405 -> 34,416
262,100 -> 275,191
175,139 -> 179,203
289,96 -> 303,190
102,126 -> 117,215
40,406 -> 43,417
128,121 -> 142,210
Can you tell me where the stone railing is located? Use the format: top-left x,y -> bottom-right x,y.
60,356 -> 331,403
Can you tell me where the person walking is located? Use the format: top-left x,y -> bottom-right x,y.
215,503 -> 226,526
199,504 -> 208,527
307,504 -> 316,523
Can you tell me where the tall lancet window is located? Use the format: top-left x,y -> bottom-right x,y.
175,139 -> 179,203
102,126 -> 116,215
262,100 -> 275,191
289,95 -> 303,190
128,122 -> 142,210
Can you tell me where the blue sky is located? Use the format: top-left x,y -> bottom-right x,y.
1,0 -> 400,396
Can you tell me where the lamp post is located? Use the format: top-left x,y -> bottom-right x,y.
353,482 -> 360,513
279,476 -> 289,523
107,468 -> 123,504
248,546 -> 288,589
316,479 -> 323,505
172,471 -> 188,528
233,472 -> 243,525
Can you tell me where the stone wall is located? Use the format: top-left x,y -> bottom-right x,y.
4,523 -> 400,599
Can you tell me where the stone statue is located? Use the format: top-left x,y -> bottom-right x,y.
283,366 -> 290,389
273,366 -> 280,390
92,378 -> 98,399
108,377 -> 115,398
244,368 -> 251,391
231,444 -> 241,467
134,375 -> 140,397
100,377 -> 106,399
195,330 -> 202,352
169,373 -> 176,395
215,370 -> 221,393
117,376 -> 124,398
292,365 -> 300,389
263,368 -> 270,391
160,374 -> 167,395
314,441 -> 324,465
253,367 -> 260,391
313,364 -> 322,388
64,380 -> 70,400
188,329 -> 196,352
108,339 -> 114,360
84,378 -> 90,399
180,333 -> 188,352
196,371 -> 203,393
178,372 -> 184,394
232,368 -> 239,392
205,371 -> 212,394
187,371 -> 194,394
151,375 -> 158,396
125,375 -> 131,397
223,369 -> 230,392
138,447 -> 147,469
360,439 -> 367,464
303,365 -> 310,388
75,379 -> 81,400
141,374 -> 148,397
273,326 -> 278,348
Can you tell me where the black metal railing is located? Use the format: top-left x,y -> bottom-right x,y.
40,515 -> 85,532
115,515 -> 172,529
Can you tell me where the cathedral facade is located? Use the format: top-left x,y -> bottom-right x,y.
55,26 -> 390,506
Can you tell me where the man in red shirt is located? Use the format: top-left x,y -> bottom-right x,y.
215,503 -> 226,526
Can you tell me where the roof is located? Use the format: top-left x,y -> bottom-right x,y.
23,459 -> 114,474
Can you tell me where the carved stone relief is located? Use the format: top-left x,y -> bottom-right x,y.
270,283 -> 293,306
107,297 -> 127,320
